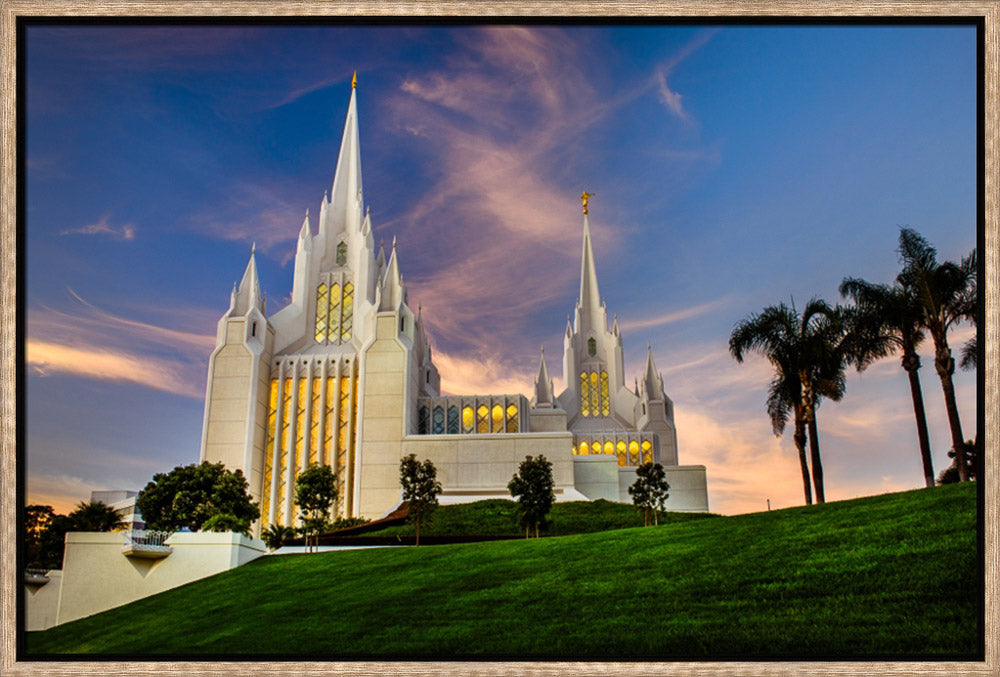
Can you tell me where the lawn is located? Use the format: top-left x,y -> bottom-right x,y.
25,482 -> 979,659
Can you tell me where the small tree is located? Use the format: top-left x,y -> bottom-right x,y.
261,524 -> 297,551
399,454 -> 442,546
294,463 -> 338,552
629,462 -> 670,526
25,505 -> 56,567
67,500 -> 127,532
136,461 -> 259,535
508,455 -> 555,538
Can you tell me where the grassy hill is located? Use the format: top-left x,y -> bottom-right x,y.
26,482 -> 979,659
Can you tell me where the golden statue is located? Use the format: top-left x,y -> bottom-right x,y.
352,71 -> 358,89
581,191 -> 595,214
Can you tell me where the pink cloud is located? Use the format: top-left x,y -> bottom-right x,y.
59,214 -> 135,240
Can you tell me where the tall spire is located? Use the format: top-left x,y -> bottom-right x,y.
379,239 -> 403,311
578,210 -> 602,316
643,344 -> 665,401
234,245 -> 263,315
325,77 -> 364,240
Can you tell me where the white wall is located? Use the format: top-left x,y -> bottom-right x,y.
24,570 -> 62,631
54,532 -> 265,626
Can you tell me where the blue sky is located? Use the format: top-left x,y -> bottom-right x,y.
24,24 -> 978,515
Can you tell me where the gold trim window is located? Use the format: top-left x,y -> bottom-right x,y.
314,278 -> 354,345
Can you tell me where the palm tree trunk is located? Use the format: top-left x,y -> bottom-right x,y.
793,410 -> 812,505
934,345 -> 968,481
807,416 -> 825,503
902,351 -> 934,487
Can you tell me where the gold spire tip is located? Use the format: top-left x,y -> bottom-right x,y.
352,71 -> 358,89
580,191 -> 595,215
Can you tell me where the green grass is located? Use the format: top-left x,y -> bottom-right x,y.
366,498 -> 717,537
26,483 -> 979,659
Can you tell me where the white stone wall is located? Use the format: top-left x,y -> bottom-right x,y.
54,532 -> 265,626
24,570 -> 62,631
616,465 -> 710,512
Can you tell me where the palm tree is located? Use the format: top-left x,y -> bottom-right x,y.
765,367 -> 811,505
897,228 -> 976,481
839,277 -> 934,487
730,299 -> 847,504
66,500 -> 126,532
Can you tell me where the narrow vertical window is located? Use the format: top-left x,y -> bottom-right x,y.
579,441 -> 589,455
580,372 -> 590,417
476,405 -> 489,433
324,377 -> 336,468
462,405 -> 474,433
261,379 -> 279,523
328,282 -> 341,342
628,440 -> 639,466
589,371 -> 599,417
600,371 -> 610,416
587,337 -> 596,356
294,378 -> 307,479
447,406 -> 459,434
276,378 -> 293,525
337,376 -> 351,512
641,440 -> 652,465
309,378 -> 321,465
418,407 -> 429,434
401,316 -> 407,334
315,283 -> 328,343
604,441 -> 614,456
341,282 -> 354,341
251,322 -> 257,337
506,404 -> 519,432
336,241 -> 347,266
491,404 -> 504,433
432,406 -> 445,434
616,440 -> 627,467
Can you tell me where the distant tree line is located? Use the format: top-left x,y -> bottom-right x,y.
730,227 -> 977,505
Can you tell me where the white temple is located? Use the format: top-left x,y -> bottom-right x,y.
199,77 -> 709,531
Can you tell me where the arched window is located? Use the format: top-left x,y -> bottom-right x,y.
447,406 -> 460,434
476,405 -> 489,434
336,241 -> 347,266
628,440 -> 639,465
491,404 -> 504,433
589,371 -> 599,418
603,441 -> 614,456
579,441 -> 589,455
315,283 -> 328,343
506,404 -> 519,432
418,407 -> 429,435
432,406 -> 445,434
341,282 -> 354,341
641,440 -> 652,464
329,282 -> 342,342
579,372 -> 590,417
600,371 -> 610,416
587,337 -> 596,356
617,440 -> 627,467
462,406 -> 474,433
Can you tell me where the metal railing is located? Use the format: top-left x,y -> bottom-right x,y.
122,529 -> 172,551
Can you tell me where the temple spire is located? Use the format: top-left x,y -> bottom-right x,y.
533,346 -> 555,408
324,78 -> 364,242
643,344 -> 664,401
578,209 -> 602,317
234,245 -> 264,315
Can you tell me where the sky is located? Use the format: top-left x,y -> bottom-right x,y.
23,23 -> 979,516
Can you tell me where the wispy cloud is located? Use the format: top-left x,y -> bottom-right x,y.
60,214 -> 135,240
619,296 -> 732,332
27,289 -> 214,399
656,70 -> 688,121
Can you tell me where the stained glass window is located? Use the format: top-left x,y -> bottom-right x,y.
641,440 -> 652,464
315,283 -> 328,343
506,404 -> 519,432
629,440 -> 639,465
491,404 -> 504,433
341,282 -> 354,341
418,407 -> 429,434
329,282 -> 342,342
580,372 -> 590,417
261,379 -> 279,522
447,406 -> 459,434
310,378 -> 321,465
462,406 -> 474,433
590,371 -> 599,418
617,440 -> 627,467
604,441 -> 614,456
579,441 -> 589,455
336,241 -> 347,266
325,377 -> 336,466
588,337 -> 596,356
476,405 -> 489,434
432,406 -> 445,434
600,371 -> 610,416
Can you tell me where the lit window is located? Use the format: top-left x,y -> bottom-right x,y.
590,371 -> 599,418
341,282 -> 354,341
462,406 -> 474,433
506,404 -> 519,432
432,406 -> 445,434
337,241 -> 347,266
310,378 -> 321,465
418,407 -> 429,435
616,440 -> 626,467
580,372 -> 590,417
315,283 -> 328,343
604,441 -> 614,456
600,371 -> 610,416
476,405 -> 489,434
572,445 -> 577,456
629,440 -> 639,465
447,406 -> 459,434
329,282 -> 342,342
641,440 -> 652,464
580,441 -> 589,455
491,404 -> 504,433
261,379 -> 279,521
587,337 -> 596,356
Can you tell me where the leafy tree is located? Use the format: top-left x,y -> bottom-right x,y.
136,461 -> 259,535
25,504 -> 56,567
897,228 -> 976,481
840,277 -> 935,487
66,500 -> 126,532
730,299 -> 847,504
938,440 -> 978,484
508,455 -> 555,538
261,524 -> 297,551
628,462 -> 671,526
399,454 -> 442,546
294,463 -> 338,552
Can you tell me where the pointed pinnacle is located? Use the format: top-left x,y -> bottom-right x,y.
352,70 -> 357,89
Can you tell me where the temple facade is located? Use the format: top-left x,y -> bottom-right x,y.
199,79 -> 709,531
